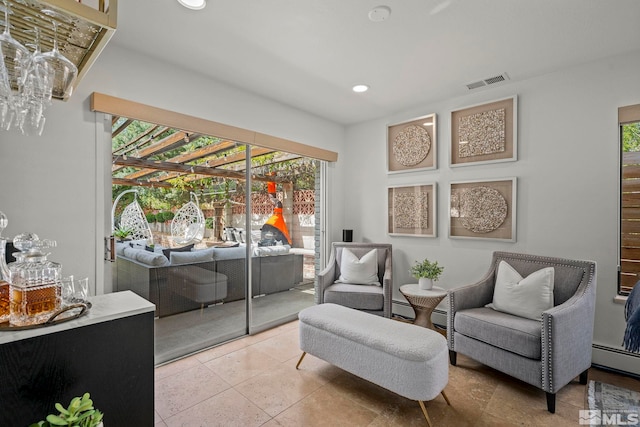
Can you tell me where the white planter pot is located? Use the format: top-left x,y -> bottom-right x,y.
418,277 -> 433,290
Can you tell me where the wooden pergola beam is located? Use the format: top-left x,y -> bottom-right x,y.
113,156 -> 289,183
112,178 -> 172,188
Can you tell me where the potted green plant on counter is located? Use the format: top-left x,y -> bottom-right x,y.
29,392 -> 103,427
410,258 -> 444,290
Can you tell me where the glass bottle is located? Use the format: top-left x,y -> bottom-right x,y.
9,233 -> 61,326
0,238 -> 10,323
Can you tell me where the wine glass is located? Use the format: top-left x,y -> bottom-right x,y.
0,0 -> 29,130
18,27 -> 51,136
37,9 -> 77,99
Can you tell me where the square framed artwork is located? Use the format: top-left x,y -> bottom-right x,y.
387,113 -> 437,173
450,96 -> 517,167
388,183 -> 437,237
449,178 -> 516,241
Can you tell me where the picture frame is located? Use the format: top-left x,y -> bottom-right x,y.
388,183 -> 437,237
448,178 -> 516,241
450,96 -> 517,167
387,113 -> 437,173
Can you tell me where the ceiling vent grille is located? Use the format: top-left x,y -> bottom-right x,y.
466,73 -> 510,90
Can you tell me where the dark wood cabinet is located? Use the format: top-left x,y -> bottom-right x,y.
0,291 -> 155,427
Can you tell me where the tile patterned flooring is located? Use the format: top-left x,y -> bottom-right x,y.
155,320 -> 640,426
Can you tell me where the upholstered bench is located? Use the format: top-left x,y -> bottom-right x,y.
296,303 -> 450,426
169,267 -> 228,308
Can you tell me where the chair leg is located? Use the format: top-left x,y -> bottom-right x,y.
546,392 -> 556,413
449,350 -> 457,366
579,369 -> 589,384
418,400 -> 433,427
295,352 -> 306,370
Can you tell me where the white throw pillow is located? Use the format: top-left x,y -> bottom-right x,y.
337,248 -> 380,286
487,260 -> 555,320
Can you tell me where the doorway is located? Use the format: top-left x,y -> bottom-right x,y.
94,94 -> 335,365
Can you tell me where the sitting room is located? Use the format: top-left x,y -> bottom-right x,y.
0,0 -> 639,426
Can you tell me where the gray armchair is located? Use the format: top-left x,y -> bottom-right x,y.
447,251 -> 596,413
317,242 -> 392,318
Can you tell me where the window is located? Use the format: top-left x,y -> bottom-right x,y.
619,104 -> 640,295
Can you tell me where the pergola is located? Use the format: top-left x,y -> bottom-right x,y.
111,116 -> 303,189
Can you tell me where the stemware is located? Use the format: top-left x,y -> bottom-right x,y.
0,1 -> 29,130
18,27 -> 51,136
0,0 -> 30,125
37,9 -> 77,99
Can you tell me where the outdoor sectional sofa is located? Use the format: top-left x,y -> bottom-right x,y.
115,243 -> 304,317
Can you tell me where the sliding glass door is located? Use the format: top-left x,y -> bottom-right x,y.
107,115 -> 322,364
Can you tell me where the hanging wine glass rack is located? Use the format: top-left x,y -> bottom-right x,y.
3,0 -> 116,100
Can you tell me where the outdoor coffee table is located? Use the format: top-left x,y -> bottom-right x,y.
399,284 -> 447,330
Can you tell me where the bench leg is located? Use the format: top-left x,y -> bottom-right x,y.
441,390 -> 451,406
418,401 -> 433,427
295,352 -> 306,370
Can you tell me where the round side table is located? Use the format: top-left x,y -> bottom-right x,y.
399,284 -> 447,330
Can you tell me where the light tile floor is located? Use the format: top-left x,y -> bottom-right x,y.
155,320 -> 640,426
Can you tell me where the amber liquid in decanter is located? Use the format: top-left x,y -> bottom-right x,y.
10,281 -> 60,326
0,280 -> 9,323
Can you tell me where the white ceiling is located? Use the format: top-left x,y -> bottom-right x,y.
111,0 -> 640,125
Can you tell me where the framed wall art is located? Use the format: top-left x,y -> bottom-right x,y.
450,96 -> 517,167
387,113 -> 437,173
388,183 -> 437,237
449,178 -> 516,241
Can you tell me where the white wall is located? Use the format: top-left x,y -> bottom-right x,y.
0,44 -> 345,294
342,50 -> 640,374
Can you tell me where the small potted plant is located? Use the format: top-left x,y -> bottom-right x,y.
29,392 -> 104,427
410,258 -> 444,290
113,226 -> 132,242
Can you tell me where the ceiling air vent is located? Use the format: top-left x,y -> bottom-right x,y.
466,73 -> 510,90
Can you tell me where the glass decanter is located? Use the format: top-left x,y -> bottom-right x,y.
0,211 -> 9,323
9,233 -> 61,326
0,238 -> 10,323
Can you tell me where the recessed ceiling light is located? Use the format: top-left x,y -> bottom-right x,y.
352,84 -> 369,93
177,0 -> 206,10
368,6 -> 391,22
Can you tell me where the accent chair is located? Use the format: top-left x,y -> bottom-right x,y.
316,242 -> 392,318
447,251 -> 597,413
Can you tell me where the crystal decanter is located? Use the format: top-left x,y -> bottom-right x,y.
9,233 -> 61,326
0,238 -> 10,324
0,211 -> 9,323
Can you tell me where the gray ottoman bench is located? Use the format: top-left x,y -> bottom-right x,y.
296,303 -> 450,426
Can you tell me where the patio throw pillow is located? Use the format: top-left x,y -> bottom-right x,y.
486,260 -> 554,320
336,248 -> 380,286
162,243 -> 194,260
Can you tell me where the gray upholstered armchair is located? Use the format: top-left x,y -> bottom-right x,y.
316,242 -> 392,318
447,251 -> 596,413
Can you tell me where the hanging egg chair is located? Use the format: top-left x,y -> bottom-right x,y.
171,192 -> 205,245
111,189 -> 153,241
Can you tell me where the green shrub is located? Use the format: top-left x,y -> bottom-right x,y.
205,217 -> 214,229
146,213 -> 156,223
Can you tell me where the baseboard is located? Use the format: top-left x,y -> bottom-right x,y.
392,299 -> 446,327
592,343 -> 640,377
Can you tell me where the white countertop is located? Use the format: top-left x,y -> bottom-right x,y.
0,291 -> 155,345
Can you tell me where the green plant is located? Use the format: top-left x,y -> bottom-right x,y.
410,259 -> 444,281
29,393 -> 103,427
113,226 -> 132,240
205,217 -> 214,229
145,212 -> 156,223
